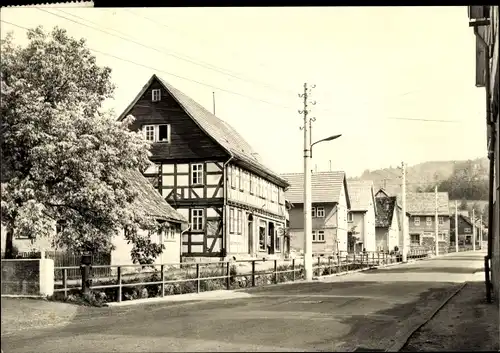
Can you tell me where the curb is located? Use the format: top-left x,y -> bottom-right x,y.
386,282 -> 467,352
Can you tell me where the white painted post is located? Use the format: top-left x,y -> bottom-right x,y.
39,258 -> 54,297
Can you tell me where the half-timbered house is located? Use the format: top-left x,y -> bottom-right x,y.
118,75 -> 290,260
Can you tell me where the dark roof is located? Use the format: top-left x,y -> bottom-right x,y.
375,196 -> 397,228
375,188 -> 390,198
281,171 -> 351,208
396,192 -> 450,216
118,75 -> 289,189
347,180 -> 376,212
123,169 -> 187,224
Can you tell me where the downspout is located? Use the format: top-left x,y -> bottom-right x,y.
222,156 -> 234,259
473,25 -> 495,302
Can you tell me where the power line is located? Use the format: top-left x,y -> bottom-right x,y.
121,8 -> 298,97
0,19 -> 297,110
0,18 -> 470,126
38,7 -> 296,98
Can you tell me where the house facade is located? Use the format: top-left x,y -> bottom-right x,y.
450,214 -> 476,245
374,189 -> 410,252
397,192 -> 451,254
468,5 -> 499,303
347,180 -> 377,252
1,169 -> 188,266
118,75 -> 290,260
281,172 -> 351,254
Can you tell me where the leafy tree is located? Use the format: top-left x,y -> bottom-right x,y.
1,26 -> 165,264
459,199 -> 468,211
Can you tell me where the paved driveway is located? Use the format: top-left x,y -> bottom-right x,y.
1,251 -> 486,352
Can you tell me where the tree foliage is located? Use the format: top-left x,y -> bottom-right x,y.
1,26 -> 165,263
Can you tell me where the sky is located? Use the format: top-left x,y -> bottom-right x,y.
0,6 -> 487,178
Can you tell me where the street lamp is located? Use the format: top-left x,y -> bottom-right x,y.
304,133 -> 342,281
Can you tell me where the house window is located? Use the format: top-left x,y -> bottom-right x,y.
152,89 -> 161,102
142,124 -> 171,143
237,210 -> 242,234
191,209 -> 204,231
238,169 -> 243,191
414,217 -> 420,226
249,175 -> 254,194
231,166 -> 236,188
410,234 -> 420,245
316,207 -> 325,218
312,230 -> 316,241
259,220 -> 267,251
316,230 -> 325,242
275,227 -> 281,252
438,232 -> 447,241
311,207 -> 316,218
347,212 -> 353,222
426,217 -> 432,226
278,188 -> 282,204
439,217 -> 444,225
191,163 -> 204,185
256,177 -> 261,196
464,227 -> 471,233
230,208 -> 235,233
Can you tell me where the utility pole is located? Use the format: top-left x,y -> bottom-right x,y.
434,185 -> 439,256
212,92 -> 216,115
455,200 -> 459,253
299,82 -> 315,281
401,162 -> 407,262
479,214 -> 483,250
472,208 -> 476,251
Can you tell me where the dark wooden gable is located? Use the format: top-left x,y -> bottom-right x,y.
124,78 -> 228,162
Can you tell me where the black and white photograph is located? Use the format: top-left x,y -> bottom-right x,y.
1,3 -> 499,352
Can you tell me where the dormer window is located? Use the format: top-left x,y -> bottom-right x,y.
143,124 -> 171,143
152,89 -> 161,102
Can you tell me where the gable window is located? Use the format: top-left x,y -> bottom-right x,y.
191,209 -> 204,231
152,89 -> 161,102
191,163 -> 204,185
426,217 -> 432,226
464,227 -> 471,233
414,217 -> 420,226
311,207 -> 316,218
438,217 -> 444,225
316,207 -> 325,218
347,212 -> 353,222
142,124 -> 171,143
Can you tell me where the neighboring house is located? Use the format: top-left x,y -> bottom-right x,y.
118,74 -> 290,260
397,192 -> 451,254
1,169 -> 188,266
468,5 -> 499,302
281,171 -> 351,254
374,195 -> 398,252
374,189 -> 410,252
450,214 -> 476,245
346,180 -> 377,252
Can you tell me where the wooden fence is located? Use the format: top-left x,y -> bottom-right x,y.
53,250 -> 431,303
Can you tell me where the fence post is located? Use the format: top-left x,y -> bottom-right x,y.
196,263 -> 201,293
317,257 -> 321,277
377,252 -> 380,265
161,265 -> 165,297
292,259 -> 296,282
337,254 -> 341,273
274,260 -> 278,284
251,260 -> 256,287
62,268 -> 68,299
117,266 -> 122,303
226,262 -> 230,290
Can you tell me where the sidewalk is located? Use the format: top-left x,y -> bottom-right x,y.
401,282 -> 499,351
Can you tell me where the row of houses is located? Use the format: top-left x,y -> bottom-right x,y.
1,74 -> 488,266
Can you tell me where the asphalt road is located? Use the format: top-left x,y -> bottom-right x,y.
1,251 -> 486,352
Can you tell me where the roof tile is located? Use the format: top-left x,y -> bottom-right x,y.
281,171 -> 346,204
